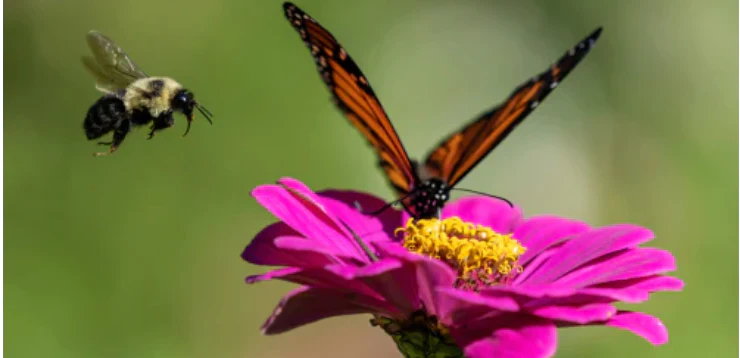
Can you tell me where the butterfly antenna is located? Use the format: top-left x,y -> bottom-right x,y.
196,105 -> 214,124
337,219 -> 379,262
362,191 -> 416,216
366,201 -> 398,216
452,188 -> 514,208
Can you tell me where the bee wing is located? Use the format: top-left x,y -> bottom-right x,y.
81,56 -> 130,94
82,31 -> 148,94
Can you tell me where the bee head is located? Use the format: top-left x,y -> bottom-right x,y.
172,89 -> 196,119
172,89 -> 213,136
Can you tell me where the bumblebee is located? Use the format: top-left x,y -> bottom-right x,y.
81,31 -> 213,156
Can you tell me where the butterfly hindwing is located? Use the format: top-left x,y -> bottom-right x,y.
283,2 -> 418,198
423,28 -> 603,187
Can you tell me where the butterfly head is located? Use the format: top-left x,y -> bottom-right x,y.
411,179 -> 451,219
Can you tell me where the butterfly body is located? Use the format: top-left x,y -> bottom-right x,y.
283,2 -> 602,219
409,178 -> 450,219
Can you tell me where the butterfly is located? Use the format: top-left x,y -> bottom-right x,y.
283,2 -> 602,219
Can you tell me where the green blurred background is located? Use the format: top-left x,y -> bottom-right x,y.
4,0 -> 737,357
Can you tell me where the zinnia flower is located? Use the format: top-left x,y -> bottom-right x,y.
242,177 -> 683,358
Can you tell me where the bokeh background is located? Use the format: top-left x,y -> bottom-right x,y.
4,0 -> 737,357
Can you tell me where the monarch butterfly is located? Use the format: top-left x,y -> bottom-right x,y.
283,2 -> 602,219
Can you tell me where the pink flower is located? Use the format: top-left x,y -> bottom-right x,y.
242,178 -> 683,358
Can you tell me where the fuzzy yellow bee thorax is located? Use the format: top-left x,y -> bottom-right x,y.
123,77 -> 183,118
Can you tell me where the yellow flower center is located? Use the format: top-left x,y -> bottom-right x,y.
396,217 -> 526,289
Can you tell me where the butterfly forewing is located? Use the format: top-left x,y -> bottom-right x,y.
283,2 -> 418,197
424,27 -> 603,187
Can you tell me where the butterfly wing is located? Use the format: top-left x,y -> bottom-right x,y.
82,31 -> 148,94
283,3 -> 418,200
423,28 -> 603,187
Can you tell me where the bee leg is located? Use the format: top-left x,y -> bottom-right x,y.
94,120 -> 130,157
147,113 -> 175,140
97,140 -> 113,146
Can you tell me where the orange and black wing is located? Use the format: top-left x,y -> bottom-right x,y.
283,2 -> 418,198
423,27 -> 603,187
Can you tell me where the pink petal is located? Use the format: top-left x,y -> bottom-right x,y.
555,248 -> 676,288
483,282 -> 580,300
605,311 -> 669,345
514,216 -> 590,266
325,260 -> 421,314
242,222 -> 317,266
318,197 -> 392,254
436,287 -> 519,326
246,267 -> 303,284
497,277 -> 681,315
490,280 -> 675,306
261,286 -> 384,335
281,178 -> 395,243
243,232 -> 351,268
481,283 -> 644,305
519,224 -> 655,286
273,236 -> 357,263
319,189 -> 403,241
441,196 -> 523,234
375,242 -> 458,317
556,287 -> 648,303
514,246 -> 559,285
529,303 -> 616,324
250,258 -> 431,317
247,266 -> 383,301
275,177 -> 325,204
251,183 -> 366,262
594,275 -> 684,292
462,318 -> 557,358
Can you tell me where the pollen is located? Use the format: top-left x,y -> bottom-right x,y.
396,217 -> 526,289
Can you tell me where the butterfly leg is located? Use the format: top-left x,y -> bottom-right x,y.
147,113 -> 175,140
353,201 -> 364,212
93,119 -> 130,157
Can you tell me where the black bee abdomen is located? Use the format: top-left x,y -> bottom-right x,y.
83,95 -> 128,139
411,178 -> 451,219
